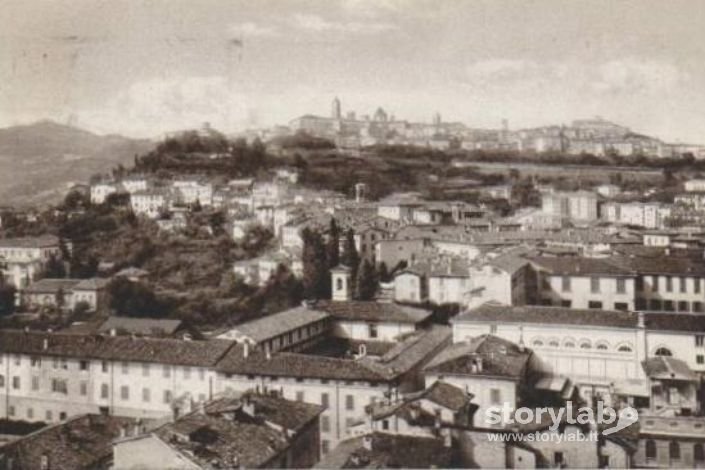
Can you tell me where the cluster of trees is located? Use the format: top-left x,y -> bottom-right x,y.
301,219 -> 381,301
0,278 -> 16,317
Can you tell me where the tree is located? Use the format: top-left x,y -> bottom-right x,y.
0,279 -> 16,316
355,259 -> 377,300
44,254 -> 67,278
107,278 -> 167,317
377,262 -> 390,283
301,228 -> 329,299
326,218 -> 340,269
341,228 -> 360,294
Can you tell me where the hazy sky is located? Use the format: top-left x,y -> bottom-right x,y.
1,0 -> 704,142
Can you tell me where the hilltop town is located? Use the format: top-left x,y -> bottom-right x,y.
2,104 -> 705,468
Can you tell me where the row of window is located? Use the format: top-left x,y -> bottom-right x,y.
645,440 -> 703,462
530,338 -> 633,353
6,405 -> 67,422
636,299 -> 705,313
553,275 -> 704,294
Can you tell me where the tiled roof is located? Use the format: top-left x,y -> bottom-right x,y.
97,316 -> 185,336
0,330 -> 234,367
644,312 -> 705,333
642,356 -> 697,381
314,432 -> 454,469
216,345 -> 388,382
529,256 -> 633,276
24,278 -> 82,293
73,278 -> 110,290
0,414 -> 136,470
230,306 -> 330,343
422,380 -> 472,412
454,303 -> 639,329
315,300 -> 432,324
612,254 -> 705,276
0,235 -> 59,248
424,335 -> 531,380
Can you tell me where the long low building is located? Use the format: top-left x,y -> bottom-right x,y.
452,303 -> 705,407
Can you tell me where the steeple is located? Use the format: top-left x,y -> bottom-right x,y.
331,97 -> 342,119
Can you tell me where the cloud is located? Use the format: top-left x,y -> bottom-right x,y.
291,13 -> 398,34
593,58 -> 686,94
228,22 -> 279,38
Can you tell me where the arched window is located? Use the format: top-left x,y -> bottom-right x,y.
695,443 -> 704,462
580,340 -> 592,349
596,342 -> 609,350
618,344 -> 633,353
655,347 -> 673,357
548,339 -> 560,347
669,441 -> 680,460
564,341 -> 575,348
646,440 -> 657,459
336,278 -> 343,290
532,339 -> 544,347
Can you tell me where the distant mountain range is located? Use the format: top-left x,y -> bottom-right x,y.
0,121 -> 154,207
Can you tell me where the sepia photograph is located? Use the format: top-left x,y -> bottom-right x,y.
1,0 -> 705,468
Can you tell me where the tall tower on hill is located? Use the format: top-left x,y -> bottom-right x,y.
332,97 -> 342,119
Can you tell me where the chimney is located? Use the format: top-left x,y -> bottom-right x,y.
243,342 -> 249,358
638,311 -> 645,329
198,401 -> 206,415
442,428 -> 452,448
109,328 -> 117,337
265,344 -> 271,360
43,338 -> 49,350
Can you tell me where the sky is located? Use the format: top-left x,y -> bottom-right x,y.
0,0 -> 704,142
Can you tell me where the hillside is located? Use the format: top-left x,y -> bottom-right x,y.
0,121 -> 154,207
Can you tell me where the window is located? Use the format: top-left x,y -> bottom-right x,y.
596,343 -> 608,350
618,344 -> 633,353
588,301 -> 603,310
678,301 -> 690,312
580,341 -> 592,350
655,347 -> 673,357
345,418 -> 355,428
697,335 -> 704,347
79,360 -> 89,371
664,300 -> 674,311
669,441 -> 680,460
30,356 -> 41,367
321,392 -> 329,407
554,452 -> 564,466
80,381 -> 87,396
102,361 -> 109,373
163,366 -> 171,378
27,408 -> 33,419
560,300 -> 572,308
697,355 -> 704,365
696,278 -> 702,293
490,388 -> 501,404
695,443 -> 704,462
199,368 -> 206,381
695,302 -> 705,313
616,278 -> 626,294
382,420 -> 389,430
142,388 -> 151,402
120,385 -> 129,400
368,323 -> 378,339
346,394 -> 354,411
164,390 -> 172,403
590,277 -> 600,293
8,406 -> 14,417
666,276 -> 673,292
12,376 -> 20,389
31,376 -> 39,391
321,415 -> 330,432
45,410 -> 52,421
183,367 -> 191,380
650,299 -> 662,311
0,375 -> 4,388
322,440 -> 330,454
121,362 -> 129,374
490,324 -> 498,334
652,276 -> 659,292
51,379 -> 68,395
101,384 -> 109,399
296,391 -> 304,402
645,440 -> 657,460
336,278 -> 343,290
561,276 -> 571,292
564,341 -> 575,348
680,277 -> 687,293
548,340 -> 560,347
636,277 -> 644,291
142,364 -> 150,377
59,412 -> 66,421
614,302 -> 628,311
532,339 -> 544,347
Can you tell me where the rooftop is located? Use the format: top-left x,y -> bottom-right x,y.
227,306 -> 330,343
0,329 -> 234,367
642,356 -> 697,382
0,235 -> 60,249
97,316 -> 185,337
454,303 -> 639,329
315,300 -> 432,324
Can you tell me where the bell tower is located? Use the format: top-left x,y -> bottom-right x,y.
331,265 -> 352,301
